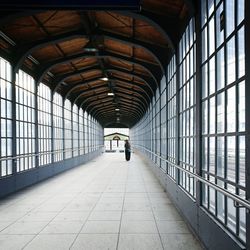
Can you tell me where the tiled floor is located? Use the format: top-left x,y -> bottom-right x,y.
0,153 -> 203,250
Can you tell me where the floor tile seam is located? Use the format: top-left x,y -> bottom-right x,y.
0,195 -> 54,235
21,162 -> 111,250
115,163 -> 129,250
68,163 -> 117,249
138,157 -> 206,249
80,232 -> 168,235
20,194 -> 82,250
139,155 -> 165,250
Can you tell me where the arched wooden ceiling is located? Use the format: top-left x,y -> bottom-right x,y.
0,0 -> 194,127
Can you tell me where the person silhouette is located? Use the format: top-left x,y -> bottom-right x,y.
124,140 -> 131,161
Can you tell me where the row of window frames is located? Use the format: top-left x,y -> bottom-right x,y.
1,136 -> 100,169
1,134 -> 100,156
202,135 -> 245,186
202,33 -> 245,98
202,83 -> 245,134
202,184 -> 246,234
0,79 -> 12,100
202,0 -> 244,55
155,77 -> 195,111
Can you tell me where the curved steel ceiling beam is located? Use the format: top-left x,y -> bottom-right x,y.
87,95 -> 145,117
35,51 -> 159,87
64,77 -> 151,104
12,29 -> 166,75
94,107 -> 141,121
89,100 -> 143,118
55,65 -> 154,102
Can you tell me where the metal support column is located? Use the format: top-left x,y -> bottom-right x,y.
51,91 -> 54,164
35,82 -> 39,168
11,70 -> 17,175
244,0 -> 250,247
195,0 -> 202,207
175,47 -> 180,184
62,101 -> 65,160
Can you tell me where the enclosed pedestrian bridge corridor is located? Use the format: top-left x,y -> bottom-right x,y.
0,153 -> 202,250
0,0 -> 250,249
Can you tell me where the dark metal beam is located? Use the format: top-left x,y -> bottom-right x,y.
12,30 -> 88,73
77,89 -> 146,116
103,121 -> 132,128
71,68 -> 154,105
93,105 -> 141,119
94,107 -> 140,121
80,91 -> 112,108
52,65 -> 100,94
116,11 -> 176,50
85,92 -> 146,116
11,27 -> 166,75
84,94 -> 145,118
64,77 -> 151,104
99,29 -> 166,72
106,67 -> 154,93
89,99 -> 143,117
35,51 -> 159,86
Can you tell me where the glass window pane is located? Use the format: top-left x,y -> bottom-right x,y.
217,136 -> 224,177
209,56 -> 215,94
217,182 -> 225,222
209,16 -> 215,56
209,137 -> 215,174
226,0 -> 235,37
227,136 -> 236,183
238,81 -> 245,132
202,64 -> 208,98
227,86 -> 236,132
237,0 -> 244,25
238,136 -> 245,187
216,3 -> 224,48
217,47 -> 225,91
217,92 -> 225,133
238,27 -> 245,79
210,97 -> 215,134
201,0 -> 207,27
227,197 -> 236,232
202,101 -> 208,134
208,0 -> 214,17
226,37 -> 236,85
202,137 -> 208,171
202,27 -> 208,62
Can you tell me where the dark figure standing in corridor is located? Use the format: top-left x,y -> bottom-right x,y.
124,140 -> 131,161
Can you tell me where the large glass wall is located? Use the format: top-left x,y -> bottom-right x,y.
155,89 -> 161,166
167,56 -> 177,179
72,104 -> 79,157
0,58 -> 103,178
38,83 -> 52,166
16,70 -> 36,172
201,0 -> 246,241
131,2 -> 247,245
179,18 -> 196,197
0,57 -> 12,177
84,111 -> 89,154
64,99 -> 72,159
79,108 -> 84,155
53,93 -> 63,162
160,77 -> 167,172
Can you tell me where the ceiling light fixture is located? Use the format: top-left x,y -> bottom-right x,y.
107,92 -> 114,96
83,47 -> 98,52
115,108 -> 120,111
100,77 -> 109,81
